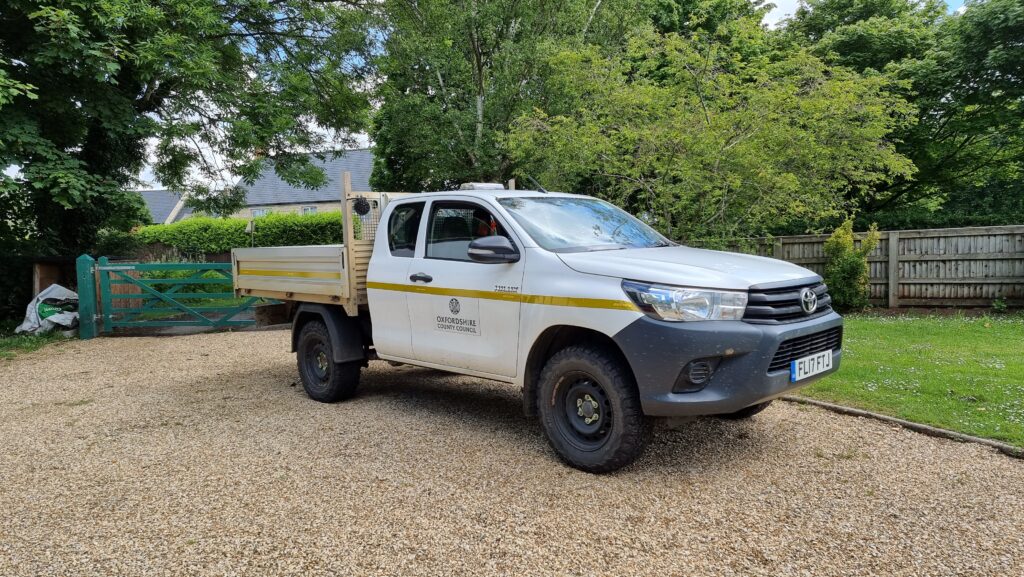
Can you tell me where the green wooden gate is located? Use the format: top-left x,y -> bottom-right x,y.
77,255 -> 261,339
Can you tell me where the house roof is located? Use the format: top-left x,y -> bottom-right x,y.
137,189 -> 192,224
243,149 -> 373,207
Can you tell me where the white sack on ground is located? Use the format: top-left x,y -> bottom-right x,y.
15,284 -> 79,335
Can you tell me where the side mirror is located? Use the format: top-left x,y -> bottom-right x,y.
468,236 -> 519,264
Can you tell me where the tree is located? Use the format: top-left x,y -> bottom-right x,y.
370,0 -> 652,192
788,0 -> 944,42
872,0 -> 1024,212
652,0 -> 771,36
506,24 -> 915,242
810,14 -> 938,72
0,0 -> 372,255
787,0 -> 1024,224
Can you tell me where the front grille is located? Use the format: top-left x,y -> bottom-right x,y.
743,281 -> 832,324
768,327 -> 843,373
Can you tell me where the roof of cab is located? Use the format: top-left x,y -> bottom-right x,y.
412,189 -> 585,199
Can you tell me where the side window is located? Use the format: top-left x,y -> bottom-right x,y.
426,202 -> 510,261
387,202 -> 424,257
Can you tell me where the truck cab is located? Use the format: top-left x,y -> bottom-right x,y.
234,184 -> 842,472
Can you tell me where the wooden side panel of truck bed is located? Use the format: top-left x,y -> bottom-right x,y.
233,245 -> 348,305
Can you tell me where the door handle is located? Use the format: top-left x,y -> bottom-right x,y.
409,273 -> 433,283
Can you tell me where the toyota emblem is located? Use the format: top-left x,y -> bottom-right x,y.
800,288 -> 818,314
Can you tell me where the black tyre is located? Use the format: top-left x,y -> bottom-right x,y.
538,345 -> 652,473
296,320 -> 360,403
717,400 -> 773,420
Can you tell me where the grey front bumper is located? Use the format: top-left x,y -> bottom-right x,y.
612,312 -> 843,417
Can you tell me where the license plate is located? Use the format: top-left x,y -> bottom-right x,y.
790,350 -> 833,382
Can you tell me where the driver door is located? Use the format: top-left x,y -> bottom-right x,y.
405,199 -> 525,377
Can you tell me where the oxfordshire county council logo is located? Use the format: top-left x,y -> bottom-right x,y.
449,298 -> 461,315
800,287 -> 818,314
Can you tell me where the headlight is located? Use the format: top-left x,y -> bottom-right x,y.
622,280 -> 747,322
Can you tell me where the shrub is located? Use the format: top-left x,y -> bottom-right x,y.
992,297 -> 1009,314
134,211 -> 361,256
823,219 -> 880,313
94,228 -> 142,257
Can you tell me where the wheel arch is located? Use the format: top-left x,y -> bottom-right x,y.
521,325 -> 634,417
291,303 -> 366,364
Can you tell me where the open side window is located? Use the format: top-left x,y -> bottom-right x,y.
425,201 -> 512,262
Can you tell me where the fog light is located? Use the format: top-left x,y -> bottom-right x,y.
673,358 -> 719,393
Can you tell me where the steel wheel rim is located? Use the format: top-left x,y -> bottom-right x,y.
554,371 -> 613,452
304,338 -> 331,388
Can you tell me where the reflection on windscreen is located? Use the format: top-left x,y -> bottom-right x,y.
498,197 -> 672,252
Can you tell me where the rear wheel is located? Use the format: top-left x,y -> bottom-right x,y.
717,400 -> 773,420
538,345 -> 651,473
296,320 -> 360,403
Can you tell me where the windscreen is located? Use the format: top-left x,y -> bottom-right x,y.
497,197 -> 673,253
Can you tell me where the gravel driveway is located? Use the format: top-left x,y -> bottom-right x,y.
1,331 -> 1022,576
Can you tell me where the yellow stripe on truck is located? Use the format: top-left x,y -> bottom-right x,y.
239,268 -> 342,280
520,294 -> 637,310
365,281 -> 637,312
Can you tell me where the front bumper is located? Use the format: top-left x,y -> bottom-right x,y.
612,312 -> 843,417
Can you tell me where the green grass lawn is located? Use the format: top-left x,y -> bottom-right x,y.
0,320 -> 69,360
801,313 -> 1024,447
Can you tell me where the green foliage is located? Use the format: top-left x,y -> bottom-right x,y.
811,14 -> 937,72
1,319 -> 68,361
652,0 -> 772,37
93,228 -> 142,257
992,298 -> 1009,314
506,24 -> 914,242
788,0 -> 1024,226
0,258 -> 35,321
370,0 -> 653,191
822,219 -> 880,312
138,259 -> 233,296
134,212 -> 359,256
788,0 -> 945,42
183,185 -> 249,218
3,0 -> 1019,250
370,0 -> 1021,235
878,0 -> 1024,213
0,0 -> 372,256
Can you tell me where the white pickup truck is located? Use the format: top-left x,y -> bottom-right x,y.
233,182 -> 842,472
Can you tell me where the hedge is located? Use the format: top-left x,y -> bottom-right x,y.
134,212 -> 361,255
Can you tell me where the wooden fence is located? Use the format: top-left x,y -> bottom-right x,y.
698,225 -> 1024,307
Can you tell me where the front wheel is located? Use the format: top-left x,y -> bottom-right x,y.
538,345 -> 652,473
296,320 -> 360,403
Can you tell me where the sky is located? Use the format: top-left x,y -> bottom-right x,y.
765,0 -> 966,26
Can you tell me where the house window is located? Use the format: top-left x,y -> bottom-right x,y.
302,206 -> 317,215
251,208 -> 269,217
